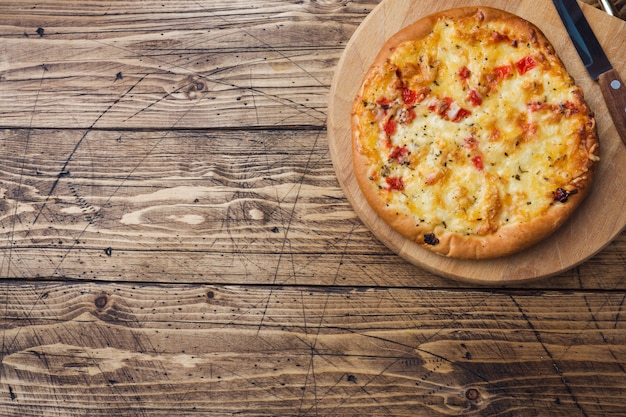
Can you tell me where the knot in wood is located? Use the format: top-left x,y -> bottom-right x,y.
465,388 -> 480,402
309,0 -> 348,12
94,295 -> 108,309
185,75 -> 208,100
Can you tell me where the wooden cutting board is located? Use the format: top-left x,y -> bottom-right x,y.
328,0 -> 626,284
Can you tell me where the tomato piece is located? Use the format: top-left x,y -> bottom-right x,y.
494,65 -> 512,80
385,176 -> 404,191
389,146 -> 408,163
458,66 -> 471,80
402,88 -> 417,106
453,108 -> 472,122
399,107 -> 416,125
516,55 -> 537,75
464,136 -> 479,150
376,97 -> 392,107
471,155 -> 484,171
383,117 -> 396,136
468,89 -> 482,106
429,97 -> 453,116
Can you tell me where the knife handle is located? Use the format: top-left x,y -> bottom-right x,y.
598,68 -> 626,146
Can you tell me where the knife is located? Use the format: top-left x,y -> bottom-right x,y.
598,0 -> 617,17
552,0 -> 626,145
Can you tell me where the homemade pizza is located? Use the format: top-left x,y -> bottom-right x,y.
351,6 -> 599,259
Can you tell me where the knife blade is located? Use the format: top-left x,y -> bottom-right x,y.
552,0 -> 626,145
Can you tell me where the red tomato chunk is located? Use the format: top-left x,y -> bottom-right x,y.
472,155 -> 484,171
516,55 -> 537,75
383,118 -> 397,136
402,89 -> 418,106
385,176 -> 405,191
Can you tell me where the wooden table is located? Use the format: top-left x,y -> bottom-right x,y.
1,1 -> 624,415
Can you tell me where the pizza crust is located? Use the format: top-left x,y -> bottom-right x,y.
351,6 -> 599,259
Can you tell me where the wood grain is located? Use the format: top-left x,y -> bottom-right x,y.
2,283 -> 626,416
0,0 -> 372,130
598,68 -> 626,145
0,127 -> 624,288
328,0 -> 626,283
0,1 -> 624,416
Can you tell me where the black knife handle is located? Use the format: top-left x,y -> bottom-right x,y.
598,68 -> 626,146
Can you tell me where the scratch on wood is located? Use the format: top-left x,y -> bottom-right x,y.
68,182 -> 100,227
123,75 -> 207,122
257,127 -> 324,332
3,63 -> 48,277
582,294 -> 626,375
616,295 -> 626,330
29,74 -> 148,230
250,68 -> 260,125
510,295 -> 589,417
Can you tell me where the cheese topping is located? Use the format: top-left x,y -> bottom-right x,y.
354,12 -> 597,238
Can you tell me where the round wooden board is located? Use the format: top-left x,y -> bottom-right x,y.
328,0 -> 626,284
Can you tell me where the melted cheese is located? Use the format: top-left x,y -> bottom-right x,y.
355,13 -> 596,237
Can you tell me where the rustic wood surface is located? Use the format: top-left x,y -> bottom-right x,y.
0,1 -> 625,416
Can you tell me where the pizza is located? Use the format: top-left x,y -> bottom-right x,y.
351,6 -> 599,259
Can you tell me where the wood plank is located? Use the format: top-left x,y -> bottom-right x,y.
1,236 -> 624,288
1,282 -> 626,416
0,127 -> 362,256
0,128 -> 623,288
0,0 -> 378,129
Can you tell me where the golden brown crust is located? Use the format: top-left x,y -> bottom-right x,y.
351,7 -> 599,259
